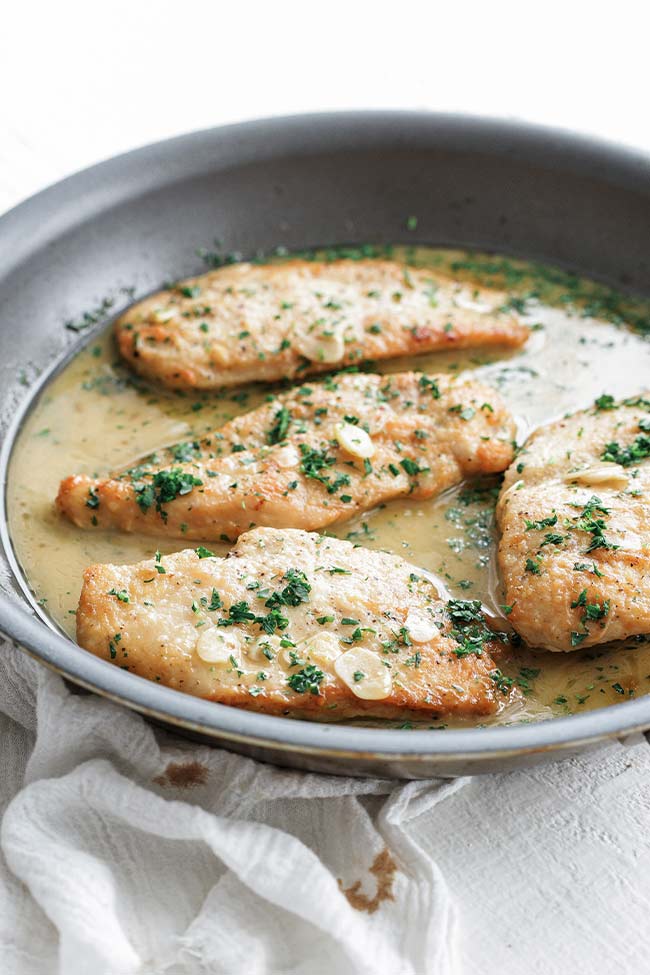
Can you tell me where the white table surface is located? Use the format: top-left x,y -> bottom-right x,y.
1,0 -> 649,216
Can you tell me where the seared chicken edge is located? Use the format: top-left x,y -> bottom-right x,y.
76,527 -> 517,720
115,259 -> 529,390
58,371 -> 517,541
497,394 -> 650,651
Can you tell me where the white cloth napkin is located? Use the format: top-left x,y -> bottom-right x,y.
2,638 -> 650,975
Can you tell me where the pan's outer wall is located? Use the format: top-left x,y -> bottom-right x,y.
2,112 -> 650,778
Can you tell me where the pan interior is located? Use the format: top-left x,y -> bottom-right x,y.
7,242 -> 650,731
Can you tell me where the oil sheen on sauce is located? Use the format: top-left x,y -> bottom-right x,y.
8,246 -> 650,728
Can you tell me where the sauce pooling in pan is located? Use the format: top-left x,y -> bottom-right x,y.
9,246 -> 650,727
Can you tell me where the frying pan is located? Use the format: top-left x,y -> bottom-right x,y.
2,111 -> 650,778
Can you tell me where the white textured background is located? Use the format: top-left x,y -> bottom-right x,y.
1,0 -> 649,215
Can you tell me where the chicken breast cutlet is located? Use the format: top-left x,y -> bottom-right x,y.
497,394 -> 650,651
58,371 -> 516,541
76,527 -> 515,719
115,259 -> 529,390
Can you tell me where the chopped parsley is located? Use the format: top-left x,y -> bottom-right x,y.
299,444 -> 350,494
446,599 -> 501,661
540,532 -> 565,547
287,665 -> 325,695
490,670 -> 515,695
570,588 -> 610,645
257,607 -> 290,635
265,569 -> 311,609
169,440 -> 201,462
594,394 -> 616,411
516,667 -> 541,695
107,588 -> 130,603
567,495 -> 618,553
524,513 -> 557,531
404,652 -> 422,668
400,458 -> 429,477
216,573 -> 307,634
195,546 -> 215,559
134,468 -> 203,516
218,601 -> 256,626
573,562 -> 604,577
179,284 -> 201,298
418,375 -> 441,399
601,428 -> 650,467
268,405 -> 292,444
448,404 -> 476,421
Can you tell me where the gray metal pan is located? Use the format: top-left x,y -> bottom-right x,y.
2,111 -> 650,778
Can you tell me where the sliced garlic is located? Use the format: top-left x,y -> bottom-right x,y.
152,307 -> 176,323
280,646 -> 302,669
301,632 -> 342,668
195,627 -> 241,665
334,647 -> 392,700
293,324 -> 345,363
564,463 -> 628,489
274,444 -> 300,469
454,293 -> 491,314
248,634 -> 282,662
403,610 -> 437,644
334,421 -> 375,459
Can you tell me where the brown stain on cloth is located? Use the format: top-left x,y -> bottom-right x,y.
338,848 -> 398,914
153,760 -> 209,788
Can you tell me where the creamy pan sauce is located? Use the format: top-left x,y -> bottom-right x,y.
9,246 -> 650,728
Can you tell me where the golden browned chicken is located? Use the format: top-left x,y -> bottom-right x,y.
115,259 -> 529,389
76,527 -> 514,719
57,371 -> 516,541
497,394 -> 650,651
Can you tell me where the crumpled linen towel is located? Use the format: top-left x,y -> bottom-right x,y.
1,638 -> 650,975
0,641 -> 458,975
